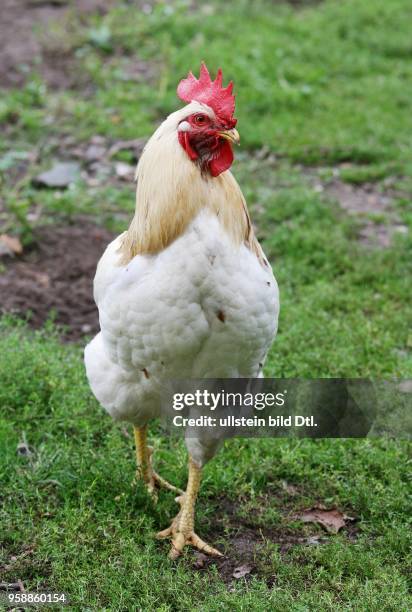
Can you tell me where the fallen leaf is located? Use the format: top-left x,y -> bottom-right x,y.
33,162 -> 80,188
232,564 -> 253,579
0,234 -> 23,257
292,506 -> 354,534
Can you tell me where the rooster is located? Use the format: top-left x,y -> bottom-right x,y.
85,63 -> 279,559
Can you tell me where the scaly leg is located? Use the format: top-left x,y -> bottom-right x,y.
134,425 -> 183,500
156,456 -> 223,559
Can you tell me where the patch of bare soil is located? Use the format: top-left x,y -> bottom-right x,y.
303,167 -> 409,248
0,542 -> 53,596
193,491 -> 359,587
0,222 -> 114,340
325,180 -> 408,248
0,0 -> 112,89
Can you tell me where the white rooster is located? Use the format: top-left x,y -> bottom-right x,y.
85,63 -> 279,559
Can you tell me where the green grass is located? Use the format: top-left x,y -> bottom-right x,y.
1,0 -> 412,609
0,320 -> 411,610
2,0 -> 412,171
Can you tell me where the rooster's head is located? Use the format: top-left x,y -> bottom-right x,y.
176,63 -> 239,177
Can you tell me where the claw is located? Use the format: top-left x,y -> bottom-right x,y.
152,453 -> 221,560
168,531 -> 223,560
156,506 -> 223,559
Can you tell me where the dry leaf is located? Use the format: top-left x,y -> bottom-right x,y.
232,564 -> 253,579
0,234 -> 23,256
293,506 -> 354,534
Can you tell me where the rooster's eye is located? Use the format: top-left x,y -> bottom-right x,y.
193,114 -> 208,125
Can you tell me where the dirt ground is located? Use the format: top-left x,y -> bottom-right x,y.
0,222 -> 114,340
300,165 -> 408,248
0,0 -> 112,89
194,491 -> 358,586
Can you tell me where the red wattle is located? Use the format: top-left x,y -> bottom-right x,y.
178,131 -> 198,160
209,140 -> 234,177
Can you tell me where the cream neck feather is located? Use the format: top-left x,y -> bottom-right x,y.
119,102 -> 263,265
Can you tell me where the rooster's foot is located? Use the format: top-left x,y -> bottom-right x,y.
156,495 -> 223,559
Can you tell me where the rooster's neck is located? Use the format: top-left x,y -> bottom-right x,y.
118,127 -> 260,265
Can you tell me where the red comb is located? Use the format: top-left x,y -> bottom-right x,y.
177,62 -> 236,127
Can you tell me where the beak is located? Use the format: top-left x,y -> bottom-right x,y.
217,128 -> 240,145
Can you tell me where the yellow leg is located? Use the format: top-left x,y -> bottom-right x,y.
133,426 -> 183,500
156,456 -> 223,559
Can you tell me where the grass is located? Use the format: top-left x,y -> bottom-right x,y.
3,0 -> 412,170
1,0 -> 412,609
1,320 -> 411,610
